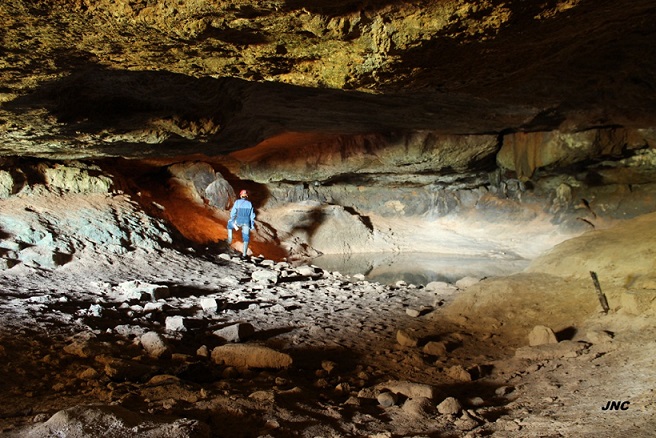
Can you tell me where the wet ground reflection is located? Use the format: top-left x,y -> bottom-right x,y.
311,252 -> 530,286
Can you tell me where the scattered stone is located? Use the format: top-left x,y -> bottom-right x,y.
321,360 -> 338,374
77,367 -> 99,380
446,365 -> 472,382
437,397 -> 462,415
402,397 -> 435,418
528,325 -> 558,346
211,344 -> 292,369
196,345 -> 209,358
172,353 -> 192,361
95,355 -> 157,382
423,341 -> 447,356
144,302 -> 166,312
395,280 -> 407,288
218,276 -> 241,286
352,274 -> 366,281
251,270 -> 279,284
377,381 -> 436,399
455,277 -> 481,289
335,382 -> 350,394
270,304 -> 286,312
116,280 -> 170,301
396,329 -> 420,347
140,332 -> 170,358
405,308 -> 421,317
495,386 -> 514,396
63,332 -> 97,358
88,304 -> 103,317
454,410 -> 479,431
377,392 -> 398,407
114,324 -> 147,338
28,294 -> 52,304
295,265 -> 319,277
515,340 -> 589,360
425,281 -> 458,294
18,405 -> 210,437
467,397 -> 485,407
357,387 -> 379,399
199,297 -> 219,312
249,390 -> 275,402
344,396 -> 361,406
213,323 -> 255,343
497,419 -> 522,431
147,374 -> 180,386
165,316 -> 186,332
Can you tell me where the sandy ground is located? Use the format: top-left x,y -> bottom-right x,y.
1,188 -> 656,436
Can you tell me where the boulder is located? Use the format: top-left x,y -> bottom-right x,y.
446,365 -> 472,382
140,332 -> 170,358
528,325 -> 558,346
377,392 -> 398,407
396,329 -> 419,347
117,280 -> 170,301
423,341 -> 447,356
437,397 -> 462,415
199,297 -> 219,312
211,344 -> 292,369
295,265 -> 320,277
165,316 -> 186,332
402,397 -> 435,418
213,323 -> 255,343
252,270 -> 279,284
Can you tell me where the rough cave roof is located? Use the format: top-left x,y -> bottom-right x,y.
1,0 -> 655,158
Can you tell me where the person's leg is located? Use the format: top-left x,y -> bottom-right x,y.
227,226 -> 233,244
241,225 -> 251,256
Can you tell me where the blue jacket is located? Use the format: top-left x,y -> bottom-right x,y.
230,198 -> 255,228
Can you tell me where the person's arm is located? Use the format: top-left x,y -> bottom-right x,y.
250,205 -> 256,229
230,200 -> 238,222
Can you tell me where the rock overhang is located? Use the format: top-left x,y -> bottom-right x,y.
0,0 -> 655,174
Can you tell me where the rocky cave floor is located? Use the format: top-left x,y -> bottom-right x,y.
1,240 -> 655,437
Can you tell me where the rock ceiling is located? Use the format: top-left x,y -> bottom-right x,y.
0,0 -> 655,160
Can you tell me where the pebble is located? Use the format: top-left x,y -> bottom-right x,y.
437,397 -> 462,415
402,397 -> 435,418
423,341 -> 447,356
405,308 -> 421,317
377,392 -> 398,407
528,325 -> 558,346
396,329 -> 419,347
495,386 -> 514,396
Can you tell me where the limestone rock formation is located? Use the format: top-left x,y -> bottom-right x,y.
0,0 -> 654,160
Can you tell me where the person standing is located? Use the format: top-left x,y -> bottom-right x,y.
227,189 -> 256,258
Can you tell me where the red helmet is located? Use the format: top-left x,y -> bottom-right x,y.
239,189 -> 249,198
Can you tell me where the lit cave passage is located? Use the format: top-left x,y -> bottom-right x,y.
1,1 -> 656,437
